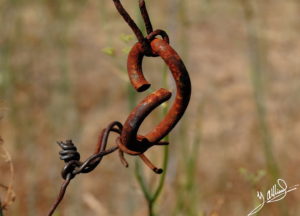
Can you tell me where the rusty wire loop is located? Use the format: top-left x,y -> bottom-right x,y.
48,0 -> 191,215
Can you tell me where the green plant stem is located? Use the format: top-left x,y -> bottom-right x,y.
0,204 -> 3,216
151,65 -> 169,204
134,64 -> 169,216
138,137 -> 169,216
134,139 -> 169,206
240,0 -> 280,182
173,104 -> 202,216
241,2 -> 288,215
134,161 -> 152,201
151,143 -> 169,202
128,85 -> 137,110
148,203 -> 154,216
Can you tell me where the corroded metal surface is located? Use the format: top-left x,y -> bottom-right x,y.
120,88 -> 172,153
122,38 -> 191,147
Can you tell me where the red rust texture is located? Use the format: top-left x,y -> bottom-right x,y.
122,38 -> 191,152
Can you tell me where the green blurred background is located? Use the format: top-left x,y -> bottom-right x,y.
0,0 -> 300,215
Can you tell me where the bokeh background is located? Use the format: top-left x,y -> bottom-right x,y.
1,0 -> 300,215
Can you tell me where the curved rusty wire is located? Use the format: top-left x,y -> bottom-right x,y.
121,38 -> 191,151
112,0 -> 144,42
139,0 -> 153,34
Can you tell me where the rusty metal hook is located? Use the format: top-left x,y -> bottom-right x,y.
119,38 -> 191,172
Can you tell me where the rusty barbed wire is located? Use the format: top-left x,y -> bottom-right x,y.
48,0 -> 191,215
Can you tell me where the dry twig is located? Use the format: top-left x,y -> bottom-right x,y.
0,137 -> 16,213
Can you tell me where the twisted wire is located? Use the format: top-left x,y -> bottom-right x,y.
48,121 -> 122,216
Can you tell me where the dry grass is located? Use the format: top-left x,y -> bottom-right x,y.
0,137 -> 16,213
